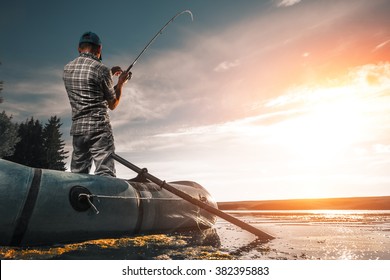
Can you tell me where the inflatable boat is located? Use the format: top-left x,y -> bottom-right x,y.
0,159 -> 217,247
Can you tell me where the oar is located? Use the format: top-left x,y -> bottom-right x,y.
111,153 -> 275,241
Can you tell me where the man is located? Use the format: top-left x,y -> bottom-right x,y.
63,31 -> 131,177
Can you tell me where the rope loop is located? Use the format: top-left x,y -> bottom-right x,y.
78,193 -> 100,214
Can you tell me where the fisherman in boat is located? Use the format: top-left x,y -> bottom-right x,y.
63,32 -> 131,177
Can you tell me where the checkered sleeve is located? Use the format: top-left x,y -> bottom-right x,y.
100,67 -> 116,102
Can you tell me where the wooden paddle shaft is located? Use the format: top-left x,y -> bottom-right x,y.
111,153 -> 274,241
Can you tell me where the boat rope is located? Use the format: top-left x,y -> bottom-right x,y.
78,193 -> 183,215
82,194 -> 100,215
80,193 -> 182,201
193,204 -> 214,235
194,206 -> 203,233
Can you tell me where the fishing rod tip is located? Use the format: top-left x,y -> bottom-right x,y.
183,9 -> 194,21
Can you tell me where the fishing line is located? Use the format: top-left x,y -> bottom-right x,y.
125,9 -> 193,73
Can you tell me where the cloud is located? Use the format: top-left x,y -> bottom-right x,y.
277,0 -> 302,7
373,144 -> 390,154
214,60 -> 240,72
373,39 -> 390,52
265,63 -> 390,107
116,60 -> 390,196
1,67 -> 70,121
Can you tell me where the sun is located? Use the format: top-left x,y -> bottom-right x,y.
269,81 -> 371,167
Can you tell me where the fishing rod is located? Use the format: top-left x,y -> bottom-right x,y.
126,9 -> 193,73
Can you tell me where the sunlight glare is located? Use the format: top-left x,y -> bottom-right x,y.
267,70 -> 384,167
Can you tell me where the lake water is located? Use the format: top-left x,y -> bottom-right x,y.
1,210 -> 389,260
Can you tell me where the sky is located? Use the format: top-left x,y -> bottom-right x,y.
1,0 -> 390,202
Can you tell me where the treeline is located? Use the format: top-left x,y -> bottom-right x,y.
0,62 -> 3,104
0,80 -> 3,104
0,111 -> 68,170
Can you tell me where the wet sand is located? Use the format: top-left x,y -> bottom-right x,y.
1,210 -> 389,260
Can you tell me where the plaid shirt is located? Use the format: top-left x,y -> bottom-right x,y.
63,53 -> 116,135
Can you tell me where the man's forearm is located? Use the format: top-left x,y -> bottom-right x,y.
109,83 -> 124,110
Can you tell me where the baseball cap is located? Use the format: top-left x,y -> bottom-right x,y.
79,31 -> 102,46
79,31 -> 102,60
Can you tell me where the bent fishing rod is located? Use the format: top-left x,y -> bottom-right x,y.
125,9 -> 193,73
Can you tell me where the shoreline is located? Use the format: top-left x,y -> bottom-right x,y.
217,196 -> 390,211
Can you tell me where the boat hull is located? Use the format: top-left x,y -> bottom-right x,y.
0,159 -> 217,246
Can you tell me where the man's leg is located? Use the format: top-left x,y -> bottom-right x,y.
90,131 -> 116,177
71,135 -> 92,174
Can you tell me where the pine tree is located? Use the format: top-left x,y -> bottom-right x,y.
0,61 -> 3,104
6,117 -> 46,168
0,80 -> 3,104
42,116 -> 68,171
5,116 -> 68,170
0,111 -> 20,158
